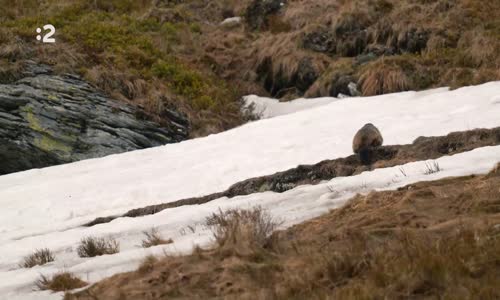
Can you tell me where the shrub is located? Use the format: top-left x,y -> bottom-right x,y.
77,236 -> 120,258
20,248 -> 55,268
36,272 -> 87,292
141,228 -> 173,248
205,207 -> 280,250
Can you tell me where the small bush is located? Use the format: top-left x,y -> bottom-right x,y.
205,207 -> 280,250
20,248 -> 55,268
141,228 -> 173,248
77,236 -> 120,258
36,272 -> 87,292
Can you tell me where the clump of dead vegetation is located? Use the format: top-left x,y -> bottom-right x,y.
359,57 -> 413,96
205,207 -> 281,252
77,236 -> 120,258
36,272 -> 87,292
20,248 -> 55,268
141,228 -> 173,248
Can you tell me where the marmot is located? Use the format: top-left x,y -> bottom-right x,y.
352,123 -> 383,165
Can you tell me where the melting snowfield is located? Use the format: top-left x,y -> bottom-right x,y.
1,83 -> 500,299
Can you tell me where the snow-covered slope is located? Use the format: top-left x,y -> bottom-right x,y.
1,83 -> 500,299
2,146 -> 500,300
2,83 -> 500,241
243,94 -> 339,118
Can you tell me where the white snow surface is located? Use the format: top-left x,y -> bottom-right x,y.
1,82 -> 500,299
243,94 -> 339,118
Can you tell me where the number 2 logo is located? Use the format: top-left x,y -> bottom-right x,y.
36,24 -> 56,43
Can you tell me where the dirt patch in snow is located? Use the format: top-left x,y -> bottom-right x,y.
84,127 -> 500,227
67,164 -> 500,300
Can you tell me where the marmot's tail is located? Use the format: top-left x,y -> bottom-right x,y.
359,148 -> 374,165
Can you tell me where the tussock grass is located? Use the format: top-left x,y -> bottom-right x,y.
20,248 -> 55,268
77,236 -> 120,258
205,207 -> 280,251
359,58 -> 412,96
36,272 -> 87,292
141,228 -> 173,248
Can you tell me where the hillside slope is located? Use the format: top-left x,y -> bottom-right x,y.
2,0 -> 500,136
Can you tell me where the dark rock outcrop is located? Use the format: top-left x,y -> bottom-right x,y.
0,63 -> 189,175
303,28 -> 336,54
257,56 -> 318,97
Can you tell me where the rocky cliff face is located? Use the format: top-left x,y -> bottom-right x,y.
0,63 -> 189,175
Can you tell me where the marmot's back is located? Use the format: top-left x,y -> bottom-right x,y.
352,123 -> 383,154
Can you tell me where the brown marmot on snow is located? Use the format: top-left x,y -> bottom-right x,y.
352,123 -> 383,165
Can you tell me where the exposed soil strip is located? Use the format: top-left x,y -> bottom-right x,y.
84,127 -> 500,227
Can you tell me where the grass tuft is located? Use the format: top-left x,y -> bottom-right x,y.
36,272 -> 87,292
141,228 -> 173,248
359,58 -> 413,96
77,236 -> 120,258
20,248 -> 55,268
205,207 -> 280,251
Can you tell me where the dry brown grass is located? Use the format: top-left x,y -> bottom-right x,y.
253,32 -> 328,80
67,165 -> 500,299
77,236 -> 120,258
36,272 -> 87,292
459,30 -> 500,68
281,228 -> 500,299
141,228 -> 173,248
359,58 -> 412,96
205,207 -> 281,253
20,248 -> 55,268
84,66 -> 148,101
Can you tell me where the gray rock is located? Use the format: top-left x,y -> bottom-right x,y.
245,0 -> 286,31
303,28 -> 336,53
329,75 -> 355,97
0,63 -> 189,175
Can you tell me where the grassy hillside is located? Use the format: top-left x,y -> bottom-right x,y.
0,0 -> 244,136
67,163 -> 500,299
1,0 -> 499,136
